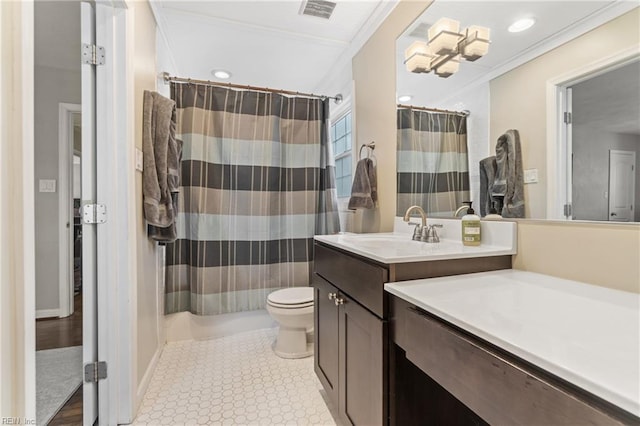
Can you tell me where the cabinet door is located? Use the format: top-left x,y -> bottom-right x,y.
314,275 -> 340,406
339,294 -> 387,426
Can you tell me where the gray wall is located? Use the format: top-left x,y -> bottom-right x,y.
572,129 -> 640,221
34,1 -> 81,312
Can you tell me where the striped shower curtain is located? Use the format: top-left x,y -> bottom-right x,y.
165,83 -> 340,315
397,108 -> 470,217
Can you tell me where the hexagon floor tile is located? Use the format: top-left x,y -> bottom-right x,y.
132,328 -> 338,426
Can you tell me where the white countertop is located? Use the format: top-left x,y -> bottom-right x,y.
314,218 -> 516,264
385,270 -> 640,417
314,233 -> 515,263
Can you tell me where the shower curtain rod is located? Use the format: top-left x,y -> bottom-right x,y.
162,72 -> 343,104
397,103 -> 470,117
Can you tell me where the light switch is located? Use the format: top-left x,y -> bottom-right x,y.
39,179 -> 56,193
135,148 -> 144,172
524,168 -> 538,184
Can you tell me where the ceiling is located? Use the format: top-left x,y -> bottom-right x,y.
396,1 -> 636,107
152,0 -> 397,93
572,61 -> 640,135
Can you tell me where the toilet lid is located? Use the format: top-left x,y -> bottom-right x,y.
267,287 -> 314,306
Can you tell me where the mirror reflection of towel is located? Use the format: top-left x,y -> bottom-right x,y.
492,129 -> 524,218
479,156 -> 497,217
348,158 -> 377,210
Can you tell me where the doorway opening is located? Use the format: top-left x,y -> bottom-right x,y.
34,1 -> 85,424
566,60 -> 639,222
548,50 -> 640,221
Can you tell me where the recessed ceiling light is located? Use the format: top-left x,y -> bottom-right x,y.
212,70 -> 231,79
508,18 -> 535,33
398,95 -> 412,103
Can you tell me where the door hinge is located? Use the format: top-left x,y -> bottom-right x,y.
84,361 -> 107,383
81,43 -> 105,66
563,112 -> 572,124
563,203 -> 572,217
82,203 -> 107,224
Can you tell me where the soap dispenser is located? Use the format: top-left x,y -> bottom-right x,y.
461,202 -> 481,246
483,201 -> 503,221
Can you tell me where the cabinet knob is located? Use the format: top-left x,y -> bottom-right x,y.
334,297 -> 344,306
328,292 -> 337,300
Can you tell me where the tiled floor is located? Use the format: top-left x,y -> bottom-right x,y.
133,328 -> 338,426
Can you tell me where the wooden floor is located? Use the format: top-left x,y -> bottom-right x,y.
37,294 -> 83,425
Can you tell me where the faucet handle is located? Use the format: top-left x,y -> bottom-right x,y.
423,224 -> 442,243
408,222 -> 422,241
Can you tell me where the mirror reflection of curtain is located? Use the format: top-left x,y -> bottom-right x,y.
397,108 -> 470,217
165,83 -> 340,315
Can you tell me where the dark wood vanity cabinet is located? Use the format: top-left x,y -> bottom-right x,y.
314,244 -> 388,426
313,241 -> 513,425
389,295 -> 637,426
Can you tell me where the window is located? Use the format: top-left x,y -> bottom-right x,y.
331,112 -> 352,198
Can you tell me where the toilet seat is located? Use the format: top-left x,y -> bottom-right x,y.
267,287 -> 314,309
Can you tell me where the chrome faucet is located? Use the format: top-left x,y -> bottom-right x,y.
403,205 -> 427,241
403,205 -> 427,226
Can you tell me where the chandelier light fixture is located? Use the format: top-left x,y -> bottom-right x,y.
404,17 -> 490,78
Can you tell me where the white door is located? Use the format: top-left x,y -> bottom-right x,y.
81,2 -> 99,424
608,150 -> 636,222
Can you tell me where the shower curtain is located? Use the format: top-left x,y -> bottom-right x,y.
396,108 -> 470,217
165,83 -> 340,315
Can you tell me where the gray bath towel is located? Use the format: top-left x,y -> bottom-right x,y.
479,156 -> 498,217
143,90 -> 181,242
348,158 -> 377,210
492,129 -> 525,218
148,138 -> 183,243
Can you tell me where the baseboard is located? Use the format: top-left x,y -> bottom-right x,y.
165,310 -> 275,342
135,344 -> 163,413
36,309 -> 60,319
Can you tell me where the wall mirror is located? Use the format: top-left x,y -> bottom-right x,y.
395,1 -> 639,221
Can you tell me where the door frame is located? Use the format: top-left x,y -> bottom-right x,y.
545,46 -> 639,220
0,0 -> 36,419
1,0 -> 135,421
94,2 -> 137,424
58,102 -> 82,319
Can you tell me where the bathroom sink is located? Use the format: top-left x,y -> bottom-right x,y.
314,219 -> 517,264
319,233 -> 478,263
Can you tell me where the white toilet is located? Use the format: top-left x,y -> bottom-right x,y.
266,287 -> 314,359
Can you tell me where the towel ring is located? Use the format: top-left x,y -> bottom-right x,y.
359,141 -> 376,160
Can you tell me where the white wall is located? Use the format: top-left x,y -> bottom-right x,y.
130,0 -> 165,415
34,66 -> 81,313
572,129 -> 640,221
33,1 -> 81,315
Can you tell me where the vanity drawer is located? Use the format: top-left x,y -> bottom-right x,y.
314,243 -> 388,318
399,304 -> 627,425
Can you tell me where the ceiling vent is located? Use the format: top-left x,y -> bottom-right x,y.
300,0 -> 336,20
